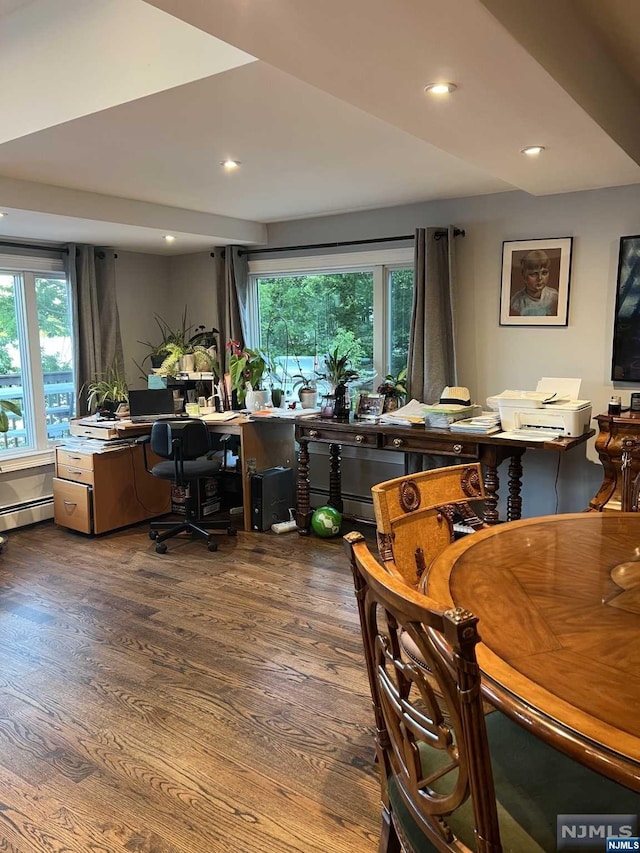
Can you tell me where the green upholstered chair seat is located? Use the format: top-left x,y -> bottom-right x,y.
388,710 -> 640,852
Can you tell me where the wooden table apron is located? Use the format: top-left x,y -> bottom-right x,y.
294,417 -> 593,532
427,512 -> 640,790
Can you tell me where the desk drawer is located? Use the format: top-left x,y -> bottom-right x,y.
57,464 -> 95,486
57,448 -> 94,471
298,424 -> 379,449
381,432 -> 479,457
53,478 -> 92,533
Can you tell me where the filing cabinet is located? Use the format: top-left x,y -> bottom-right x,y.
53,444 -> 170,534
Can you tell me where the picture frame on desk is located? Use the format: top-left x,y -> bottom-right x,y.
499,237 -> 573,327
355,393 -> 385,420
612,235 -> 640,381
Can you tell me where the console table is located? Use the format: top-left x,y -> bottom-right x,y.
295,417 -> 594,533
590,411 -> 640,512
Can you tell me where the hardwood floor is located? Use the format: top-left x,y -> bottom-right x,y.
0,520 -> 380,852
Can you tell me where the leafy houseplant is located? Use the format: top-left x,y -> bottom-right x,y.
315,347 -> 360,391
137,307 -> 193,370
0,398 -> 21,434
227,341 -> 268,404
377,366 -> 407,412
86,364 -> 129,415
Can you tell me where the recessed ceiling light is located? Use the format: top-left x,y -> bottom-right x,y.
424,82 -> 457,96
164,235 -> 176,243
221,159 -> 241,171
521,145 -> 545,156
0,212 -> 6,218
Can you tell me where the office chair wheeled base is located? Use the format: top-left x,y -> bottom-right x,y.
149,518 -> 236,553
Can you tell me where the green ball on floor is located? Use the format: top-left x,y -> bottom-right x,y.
311,505 -> 342,538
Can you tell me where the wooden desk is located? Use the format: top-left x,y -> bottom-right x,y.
294,417 -> 594,532
115,416 -> 295,532
427,512 -> 640,790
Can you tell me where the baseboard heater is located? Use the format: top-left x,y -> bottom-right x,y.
0,496 -> 54,531
309,487 -> 375,523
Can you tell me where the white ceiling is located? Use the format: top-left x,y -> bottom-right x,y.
1,0 -> 640,254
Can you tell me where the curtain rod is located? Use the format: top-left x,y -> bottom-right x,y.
0,239 -> 69,254
235,228 -> 465,257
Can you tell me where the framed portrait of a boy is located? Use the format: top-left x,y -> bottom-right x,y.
499,237 -> 573,326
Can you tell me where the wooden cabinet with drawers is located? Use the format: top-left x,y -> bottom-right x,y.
53,444 -> 171,534
589,411 -> 640,512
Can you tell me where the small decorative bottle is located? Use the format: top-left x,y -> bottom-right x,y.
608,396 -> 622,416
334,383 -> 350,419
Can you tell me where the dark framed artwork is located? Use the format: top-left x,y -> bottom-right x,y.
611,235 -> 640,381
499,237 -> 573,326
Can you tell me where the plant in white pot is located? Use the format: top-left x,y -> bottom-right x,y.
292,371 -> 318,409
227,340 -> 269,409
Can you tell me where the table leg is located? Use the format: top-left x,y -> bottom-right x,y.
328,443 -> 344,513
482,461 -> 500,525
296,438 -> 312,535
507,451 -> 525,521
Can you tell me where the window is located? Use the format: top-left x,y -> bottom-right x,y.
0,253 -> 75,461
248,248 -> 413,397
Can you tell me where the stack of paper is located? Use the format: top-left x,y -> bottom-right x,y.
423,404 -> 482,428
379,399 -> 429,426
451,413 -> 502,434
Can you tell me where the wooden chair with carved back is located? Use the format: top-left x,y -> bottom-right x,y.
621,438 -> 640,511
371,463 -> 487,590
344,530 -> 640,853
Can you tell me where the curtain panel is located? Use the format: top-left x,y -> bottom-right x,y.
66,244 -> 123,416
406,226 -> 458,472
213,246 -> 248,371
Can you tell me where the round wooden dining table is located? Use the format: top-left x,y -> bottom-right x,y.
426,512 -> 640,791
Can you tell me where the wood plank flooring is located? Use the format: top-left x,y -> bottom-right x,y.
0,520 -> 380,852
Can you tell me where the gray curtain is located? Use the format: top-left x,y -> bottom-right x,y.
66,245 -> 123,416
213,246 -> 248,371
406,226 -> 458,473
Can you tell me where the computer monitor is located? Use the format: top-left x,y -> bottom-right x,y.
128,388 -> 175,422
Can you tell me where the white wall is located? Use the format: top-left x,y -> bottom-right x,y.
117,250 -> 172,390
256,184 -> 640,518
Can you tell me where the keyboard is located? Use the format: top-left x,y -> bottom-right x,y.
129,414 -> 177,424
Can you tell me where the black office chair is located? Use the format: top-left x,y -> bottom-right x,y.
140,419 -> 236,554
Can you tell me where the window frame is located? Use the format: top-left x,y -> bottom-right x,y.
0,252 -> 72,471
248,247 -> 413,385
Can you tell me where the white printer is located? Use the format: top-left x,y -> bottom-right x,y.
487,378 -> 592,438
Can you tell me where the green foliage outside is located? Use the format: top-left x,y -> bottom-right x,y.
257,269 -> 414,381
258,272 -> 374,372
0,275 -> 72,373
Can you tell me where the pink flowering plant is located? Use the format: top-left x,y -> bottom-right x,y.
226,340 -> 268,403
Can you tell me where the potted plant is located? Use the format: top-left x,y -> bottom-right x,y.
315,347 -> 360,391
86,363 -> 129,415
227,340 -> 268,408
377,366 -> 407,413
292,370 -> 318,409
137,307 -> 193,371
0,398 -> 21,434
316,347 -> 360,417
